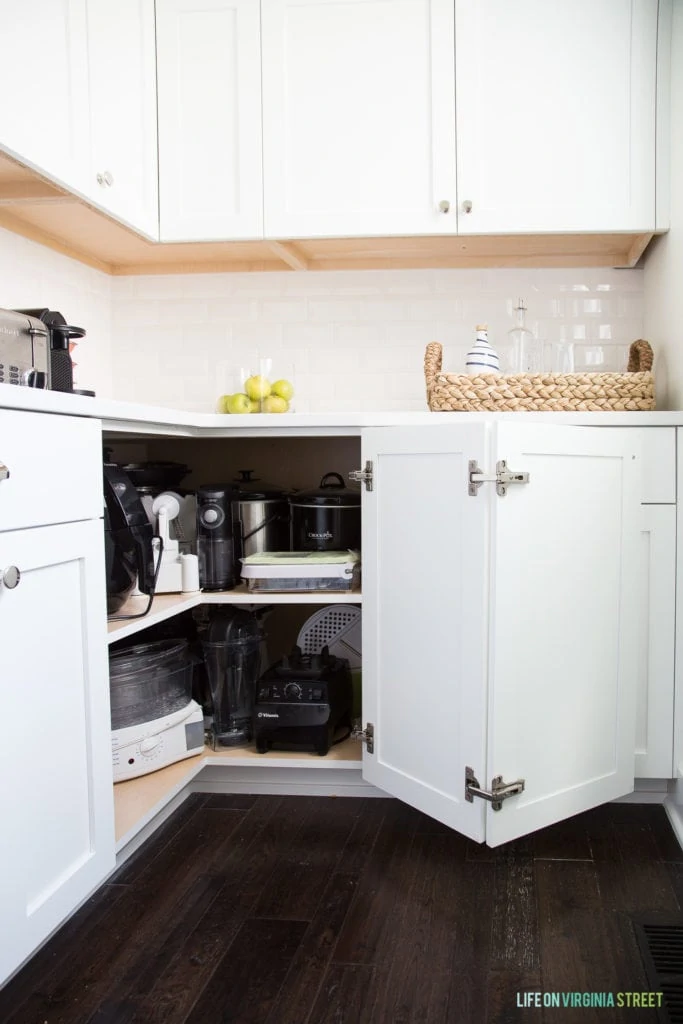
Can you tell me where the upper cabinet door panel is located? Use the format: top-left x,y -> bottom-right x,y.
156,0 -> 263,241
360,424 -> 489,843
262,0 -> 457,238
0,0 -> 90,192
85,0 -> 159,238
485,424 -> 641,847
455,0 -> 657,234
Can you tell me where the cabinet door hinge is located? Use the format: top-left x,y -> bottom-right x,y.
465,766 -> 525,811
349,461 -> 373,491
352,722 -> 374,753
468,459 -> 529,497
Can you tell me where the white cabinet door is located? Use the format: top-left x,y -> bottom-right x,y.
454,0 -> 657,234
0,519 -> 114,984
0,0 -> 90,193
486,424 -> 640,846
156,0 -> 263,241
636,504 -> 675,778
361,423 -> 640,847
85,0 -> 159,238
360,425 -> 489,842
262,0 -> 457,238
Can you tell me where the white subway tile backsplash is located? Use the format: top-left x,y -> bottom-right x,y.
0,226 -> 645,413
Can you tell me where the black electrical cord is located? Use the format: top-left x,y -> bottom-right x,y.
107,536 -> 164,622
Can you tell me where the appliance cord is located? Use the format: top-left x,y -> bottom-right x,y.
107,536 -> 164,622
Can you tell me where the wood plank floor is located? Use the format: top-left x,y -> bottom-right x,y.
1,797 -> 681,1023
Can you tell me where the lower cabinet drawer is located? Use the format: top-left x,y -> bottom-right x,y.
0,409 -> 102,531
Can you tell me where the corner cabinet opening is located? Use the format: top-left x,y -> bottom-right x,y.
103,431 -> 366,850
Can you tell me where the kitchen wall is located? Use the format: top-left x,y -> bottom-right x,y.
0,227 -> 113,397
111,266 -> 644,413
644,0 -> 683,410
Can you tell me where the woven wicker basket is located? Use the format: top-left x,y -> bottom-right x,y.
424,339 -> 655,412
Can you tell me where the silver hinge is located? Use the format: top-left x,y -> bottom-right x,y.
349,461 -> 373,492
352,722 -> 374,753
468,459 -> 530,497
465,766 -> 525,811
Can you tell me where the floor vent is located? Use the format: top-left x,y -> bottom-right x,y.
634,918 -> 683,1023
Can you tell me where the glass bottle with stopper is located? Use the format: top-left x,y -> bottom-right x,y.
506,299 -> 542,374
465,324 -> 501,375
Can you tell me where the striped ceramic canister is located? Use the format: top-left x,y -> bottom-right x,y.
465,325 -> 501,374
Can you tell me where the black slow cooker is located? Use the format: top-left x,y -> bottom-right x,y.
290,472 -> 361,552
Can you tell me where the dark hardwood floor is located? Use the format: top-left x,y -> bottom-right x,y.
1,795 -> 681,1023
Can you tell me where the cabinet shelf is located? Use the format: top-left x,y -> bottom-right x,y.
113,737 -> 363,845
107,586 -> 363,643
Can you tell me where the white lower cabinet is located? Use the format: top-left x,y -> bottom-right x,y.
361,421 -> 641,846
0,519 -> 114,983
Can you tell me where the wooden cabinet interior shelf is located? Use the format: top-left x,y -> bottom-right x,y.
0,152 -> 655,274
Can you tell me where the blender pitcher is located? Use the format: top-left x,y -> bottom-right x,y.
202,608 -> 263,747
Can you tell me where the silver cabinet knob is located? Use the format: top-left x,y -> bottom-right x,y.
96,171 -> 114,187
462,199 -> 473,213
438,199 -> 450,214
1,566 -> 21,589
0,462 -> 9,482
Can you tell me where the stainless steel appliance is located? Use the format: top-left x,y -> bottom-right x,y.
233,470 -> 290,559
290,472 -> 361,552
0,308 -> 49,388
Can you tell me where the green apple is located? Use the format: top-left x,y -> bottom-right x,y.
246,398 -> 259,413
244,375 -> 271,401
262,394 -> 289,413
271,378 -> 294,401
221,392 -> 251,414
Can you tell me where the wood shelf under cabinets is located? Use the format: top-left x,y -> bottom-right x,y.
113,738 -> 363,844
0,151 -> 656,274
107,587 -> 363,644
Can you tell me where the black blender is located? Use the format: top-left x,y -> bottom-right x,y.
202,608 -> 263,747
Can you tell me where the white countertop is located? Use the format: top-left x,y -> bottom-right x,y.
2,381 -> 682,434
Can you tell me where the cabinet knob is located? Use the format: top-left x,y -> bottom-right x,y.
438,199 -> 451,214
96,171 -> 114,188
0,462 -> 9,482
461,199 -> 473,214
1,566 -> 21,590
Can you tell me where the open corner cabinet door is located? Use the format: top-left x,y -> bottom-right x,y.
360,421 -> 641,849
484,422 -> 641,846
359,424 -> 491,843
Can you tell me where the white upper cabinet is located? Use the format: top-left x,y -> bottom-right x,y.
362,422 -> 641,847
454,0 -> 658,234
85,0 -> 159,238
261,0 -> 458,238
0,0 -> 90,192
156,0 -> 263,241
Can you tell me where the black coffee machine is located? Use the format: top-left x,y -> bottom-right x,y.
103,463 -> 156,614
17,308 -> 86,393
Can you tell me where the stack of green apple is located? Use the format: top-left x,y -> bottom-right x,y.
218,375 -> 294,414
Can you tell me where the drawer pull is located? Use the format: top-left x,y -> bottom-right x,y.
0,462 -> 9,482
0,566 -> 20,590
